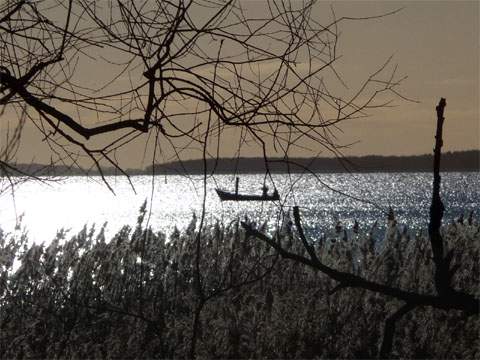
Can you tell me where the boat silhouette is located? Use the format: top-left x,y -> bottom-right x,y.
215,177 -> 279,201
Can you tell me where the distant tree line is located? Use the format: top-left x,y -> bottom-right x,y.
1,150 -> 478,177
146,150 -> 479,174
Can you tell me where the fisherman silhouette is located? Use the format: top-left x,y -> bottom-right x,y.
262,185 -> 268,196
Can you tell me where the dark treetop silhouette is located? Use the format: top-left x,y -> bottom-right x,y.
0,0 -> 407,187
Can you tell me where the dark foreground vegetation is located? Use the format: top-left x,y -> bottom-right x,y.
0,205 -> 478,359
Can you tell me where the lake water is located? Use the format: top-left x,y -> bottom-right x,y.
0,172 -> 478,242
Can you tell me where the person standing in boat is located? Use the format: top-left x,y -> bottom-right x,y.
273,188 -> 279,198
262,184 -> 269,196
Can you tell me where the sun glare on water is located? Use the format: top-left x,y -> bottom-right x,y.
0,172 -> 478,244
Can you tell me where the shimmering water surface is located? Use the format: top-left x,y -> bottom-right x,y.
0,172 -> 478,242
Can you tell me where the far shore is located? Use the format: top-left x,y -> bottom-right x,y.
3,150 -> 479,177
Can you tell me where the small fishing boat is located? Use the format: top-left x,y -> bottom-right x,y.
215,177 -> 279,201
215,188 -> 279,201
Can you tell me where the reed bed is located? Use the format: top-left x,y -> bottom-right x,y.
0,204 -> 478,358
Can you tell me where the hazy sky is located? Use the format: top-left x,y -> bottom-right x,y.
330,0 -> 479,157
5,0 -> 479,167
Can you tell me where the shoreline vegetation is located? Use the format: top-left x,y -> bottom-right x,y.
1,207 -> 478,358
2,150 -> 478,177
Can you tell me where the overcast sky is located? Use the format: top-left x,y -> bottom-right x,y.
329,0 -> 479,157
7,1 -> 479,167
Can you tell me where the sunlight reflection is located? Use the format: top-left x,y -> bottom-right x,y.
0,172 -> 477,243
